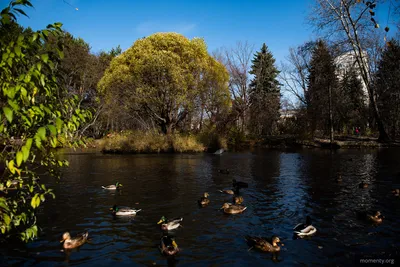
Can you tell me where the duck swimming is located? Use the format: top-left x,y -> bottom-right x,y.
102,182 -> 123,190
219,187 -> 239,195
245,236 -> 281,252
232,179 -> 248,188
293,216 -> 317,237
198,192 -> 210,206
220,203 -> 247,214
110,205 -> 141,216
159,235 -> 179,256
157,216 -> 183,231
233,195 -> 244,205
60,232 -> 89,249
368,211 -> 384,224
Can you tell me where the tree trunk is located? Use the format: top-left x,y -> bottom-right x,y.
329,84 -> 334,145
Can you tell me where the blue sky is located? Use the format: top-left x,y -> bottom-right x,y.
9,0 -> 317,66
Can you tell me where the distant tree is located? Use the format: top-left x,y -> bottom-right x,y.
98,33 -> 230,135
376,39 -> 400,139
336,67 -> 367,133
280,41 -> 317,107
248,43 -> 281,136
220,42 -> 254,134
307,40 -> 338,139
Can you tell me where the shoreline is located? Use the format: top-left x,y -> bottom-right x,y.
69,135 -> 400,155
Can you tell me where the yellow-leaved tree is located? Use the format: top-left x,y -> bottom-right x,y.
98,33 -> 230,134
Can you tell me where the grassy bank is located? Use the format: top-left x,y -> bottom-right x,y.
99,131 -> 206,153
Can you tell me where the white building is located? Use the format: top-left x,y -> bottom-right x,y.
334,50 -> 369,104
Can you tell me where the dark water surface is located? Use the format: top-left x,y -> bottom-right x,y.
1,148 -> 400,266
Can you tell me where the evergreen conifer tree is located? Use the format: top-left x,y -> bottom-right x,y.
248,43 -> 280,136
376,39 -> 400,138
306,40 -> 338,136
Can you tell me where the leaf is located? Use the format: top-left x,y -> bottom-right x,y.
36,127 -> 46,141
35,195 -> 40,208
40,53 -> 49,63
26,138 -> 33,150
55,117 -> 63,132
21,146 -> 29,162
14,46 -> 21,57
31,194 -> 39,208
47,125 -> 56,136
16,151 -> 23,166
8,160 -> 15,174
35,136 -> 41,149
3,214 -> 11,226
3,107 -> 13,123
14,8 -> 28,17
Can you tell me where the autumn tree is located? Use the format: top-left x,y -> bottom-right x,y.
248,43 -> 281,136
98,33 -> 230,135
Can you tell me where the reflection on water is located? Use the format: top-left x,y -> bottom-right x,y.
1,148 -> 400,266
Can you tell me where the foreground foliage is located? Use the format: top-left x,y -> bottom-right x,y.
0,1 -> 89,241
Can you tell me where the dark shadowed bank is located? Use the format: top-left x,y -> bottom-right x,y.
256,135 -> 400,149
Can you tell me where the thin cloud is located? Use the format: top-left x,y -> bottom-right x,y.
136,21 -> 196,35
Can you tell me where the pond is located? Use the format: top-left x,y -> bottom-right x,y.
1,148 -> 399,266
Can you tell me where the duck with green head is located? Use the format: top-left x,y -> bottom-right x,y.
110,205 -> 141,216
60,232 -> 89,249
102,182 -> 123,190
157,216 -> 183,231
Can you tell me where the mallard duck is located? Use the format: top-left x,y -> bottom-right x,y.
232,179 -> 248,188
219,169 -> 230,174
293,216 -> 316,237
102,182 -> 123,190
245,236 -> 281,252
220,203 -> 247,214
159,235 -> 179,256
157,216 -> 183,231
110,205 -> 141,216
392,189 -> 400,197
198,192 -> 210,206
233,195 -> 244,205
359,182 -> 369,189
60,232 -> 89,249
219,188 -> 239,195
368,211 -> 384,224
294,225 -> 317,237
